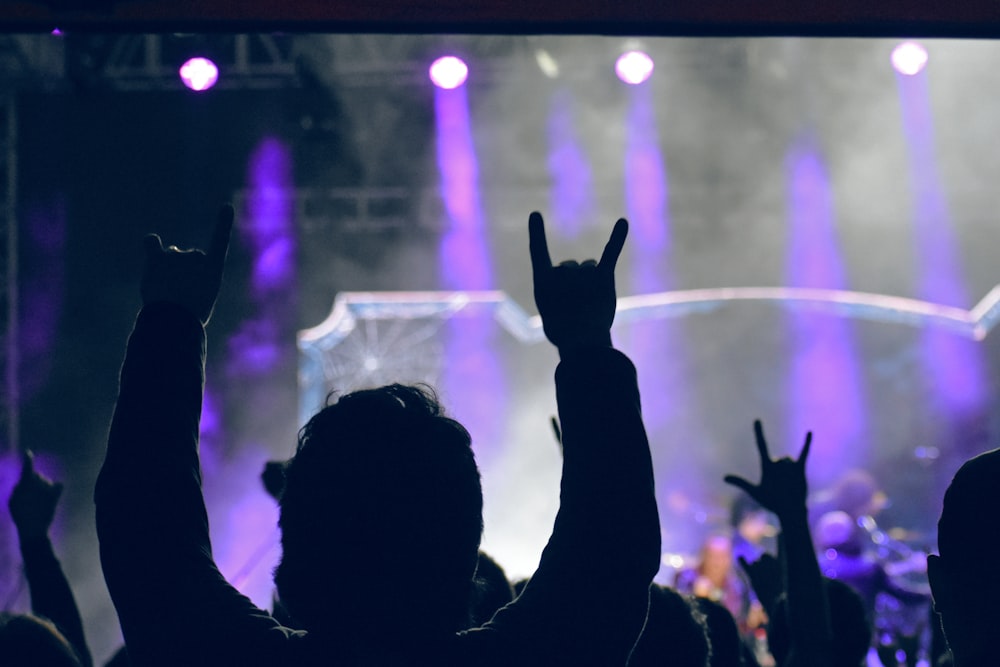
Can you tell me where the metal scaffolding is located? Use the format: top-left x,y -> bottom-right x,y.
0,94 -> 17,456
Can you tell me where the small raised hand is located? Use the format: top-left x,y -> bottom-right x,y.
528,211 -> 627,354
724,420 -> 812,520
739,552 -> 783,615
141,204 -> 234,325
261,460 -> 288,501
9,450 -> 64,541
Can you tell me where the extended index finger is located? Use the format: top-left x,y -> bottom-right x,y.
208,204 -> 235,267
798,431 -> 813,467
598,218 -> 628,271
528,211 -> 552,276
753,420 -> 771,463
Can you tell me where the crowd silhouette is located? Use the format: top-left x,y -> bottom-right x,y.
0,204 -> 990,666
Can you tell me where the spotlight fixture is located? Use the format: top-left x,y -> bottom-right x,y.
615,50 -> 654,85
179,57 -> 219,92
891,42 -> 928,76
429,56 -> 469,90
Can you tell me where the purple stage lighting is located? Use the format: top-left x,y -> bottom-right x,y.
179,57 -> 219,92
429,56 -> 469,90
891,42 -> 928,76
615,51 -> 654,85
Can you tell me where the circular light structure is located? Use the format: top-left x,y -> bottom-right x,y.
891,42 -> 928,76
615,50 -> 654,85
179,57 -> 219,92
429,56 -> 469,90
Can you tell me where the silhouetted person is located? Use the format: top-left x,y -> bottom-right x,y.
814,509 -> 929,666
0,612 -> 83,667
693,597 -> 746,667
470,551 -> 514,626
7,450 -> 92,667
927,448 -> 1000,666
765,579 -> 871,667
628,584 -> 710,667
95,206 -> 659,665
726,421 -> 832,667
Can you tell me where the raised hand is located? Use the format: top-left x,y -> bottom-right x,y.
141,204 -> 234,325
739,552 -> 783,616
724,420 -> 812,520
8,450 -> 64,541
528,211 -> 627,354
261,460 -> 287,501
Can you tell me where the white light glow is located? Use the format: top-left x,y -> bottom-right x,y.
429,56 -> 469,90
179,57 -> 219,92
891,42 -> 929,76
615,50 -> 654,85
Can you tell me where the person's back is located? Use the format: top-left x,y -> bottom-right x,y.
928,448 -> 1000,666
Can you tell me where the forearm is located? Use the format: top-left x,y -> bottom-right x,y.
551,348 -> 660,577
780,513 -> 832,666
95,303 -> 213,661
19,534 -> 93,667
501,348 -> 659,661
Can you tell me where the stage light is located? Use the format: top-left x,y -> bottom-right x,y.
615,50 -> 654,85
891,42 -> 928,76
179,57 -> 219,92
429,56 -> 469,90
535,49 -> 560,78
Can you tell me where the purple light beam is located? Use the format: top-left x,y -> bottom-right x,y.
435,82 -> 505,465
546,89 -> 593,238
896,65 -> 988,431
784,139 -> 867,486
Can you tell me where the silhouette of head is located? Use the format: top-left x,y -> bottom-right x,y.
629,585 -> 710,667
470,551 -> 514,626
274,384 -> 483,637
929,448 -> 1000,664
693,597 -> 742,667
0,613 -> 82,667
767,579 -> 870,667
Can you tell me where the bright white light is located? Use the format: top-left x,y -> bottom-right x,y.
615,50 -> 654,85
535,49 -> 559,78
429,56 -> 469,90
179,57 -> 219,92
891,42 -> 928,76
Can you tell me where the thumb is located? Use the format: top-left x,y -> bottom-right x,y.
723,474 -> 757,498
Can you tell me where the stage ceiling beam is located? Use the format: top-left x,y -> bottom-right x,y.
2,0 -> 1000,37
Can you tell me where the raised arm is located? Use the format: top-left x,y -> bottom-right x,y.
469,213 -> 660,665
724,421 -> 832,667
9,450 -> 92,667
95,206 -> 284,666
